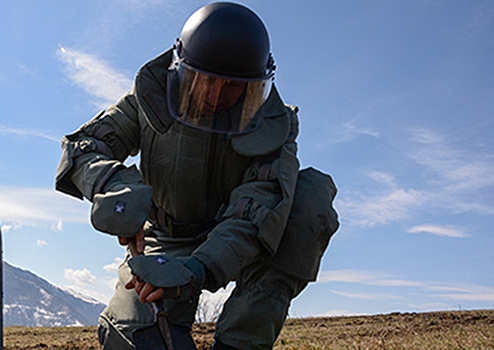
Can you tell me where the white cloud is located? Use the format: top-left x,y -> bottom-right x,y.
0,224 -> 16,233
366,171 -> 397,188
409,127 -> 494,193
37,239 -> 48,247
103,258 -> 124,273
0,125 -> 59,142
318,270 -> 426,288
317,269 -> 385,284
338,187 -> 424,227
426,285 -> 475,293
315,120 -> 380,147
436,285 -> 494,302
438,292 -> 494,302
15,61 -> 34,76
330,289 -> 401,300
342,122 -> 381,139
51,220 -> 64,232
58,46 -> 133,108
337,169 -> 425,227
335,127 -> 493,229
64,267 -> 98,286
318,269 -> 494,303
368,279 -> 426,288
405,302 -> 452,311
408,224 -> 469,238
0,185 -> 89,229
339,126 -> 494,227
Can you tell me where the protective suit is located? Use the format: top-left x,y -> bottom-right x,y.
55,3 -> 338,350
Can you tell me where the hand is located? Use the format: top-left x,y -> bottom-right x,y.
118,229 -> 146,254
126,255 -> 206,303
125,276 -> 181,303
125,275 -> 167,302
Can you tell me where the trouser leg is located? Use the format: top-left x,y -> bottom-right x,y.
98,233 -> 202,349
213,262 -> 308,350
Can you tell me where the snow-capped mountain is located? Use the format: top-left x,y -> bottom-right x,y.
3,261 -> 106,327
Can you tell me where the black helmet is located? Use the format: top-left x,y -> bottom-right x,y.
178,2 -> 273,78
167,2 -> 275,134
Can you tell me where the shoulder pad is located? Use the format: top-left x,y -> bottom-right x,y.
134,49 -> 175,134
232,86 -> 292,157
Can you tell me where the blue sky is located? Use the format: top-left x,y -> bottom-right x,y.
1,0 -> 493,318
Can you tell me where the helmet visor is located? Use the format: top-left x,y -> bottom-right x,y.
167,58 -> 273,134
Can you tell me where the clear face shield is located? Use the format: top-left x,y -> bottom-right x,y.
167,51 -> 274,134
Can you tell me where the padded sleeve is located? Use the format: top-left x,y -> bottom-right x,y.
55,91 -> 141,200
193,108 -> 300,291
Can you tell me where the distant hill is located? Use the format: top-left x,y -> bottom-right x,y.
3,261 -> 106,327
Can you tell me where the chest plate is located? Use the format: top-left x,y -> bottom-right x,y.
140,121 -> 251,222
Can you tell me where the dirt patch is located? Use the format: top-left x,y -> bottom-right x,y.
4,309 -> 494,349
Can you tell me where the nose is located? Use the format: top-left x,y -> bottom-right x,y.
206,83 -> 221,102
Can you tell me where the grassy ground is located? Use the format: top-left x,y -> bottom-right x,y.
4,309 -> 494,349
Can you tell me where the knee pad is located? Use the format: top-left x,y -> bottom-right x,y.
98,316 -> 135,350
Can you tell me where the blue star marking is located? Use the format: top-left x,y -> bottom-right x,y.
155,257 -> 168,264
114,201 -> 126,213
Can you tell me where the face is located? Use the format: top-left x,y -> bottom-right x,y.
169,60 -> 272,134
192,75 -> 246,116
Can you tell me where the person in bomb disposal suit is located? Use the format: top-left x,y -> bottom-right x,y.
56,2 -> 339,349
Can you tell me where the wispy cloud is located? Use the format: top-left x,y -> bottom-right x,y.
338,127 -> 494,228
330,289 -> 401,300
318,269 -> 387,284
433,284 -> 494,302
337,172 -> 424,227
409,127 -> 494,193
0,224 -> 19,233
366,171 -> 398,188
408,224 -> 469,238
405,302 -> 452,311
13,59 -> 35,76
75,0 -> 187,51
57,46 -> 132,108
0,125 -> 59,142
51,220 -> 64,232
316,119 -> 381,147
0,185 -> 89,229
341,122 -> 381,139
404,127 -> 494,217
318,269 -> 494,302
368,279 -> 426,288
438,291 -> 494,302
37,239 -> 48,247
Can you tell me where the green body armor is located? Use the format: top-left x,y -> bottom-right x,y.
55,49 -> 339,349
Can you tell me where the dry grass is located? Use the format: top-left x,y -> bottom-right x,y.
4,309 -> 494,349
275,310 -> 494,350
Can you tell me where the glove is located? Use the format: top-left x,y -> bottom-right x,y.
91,166 -> 153,237
128,255 -> 206,301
